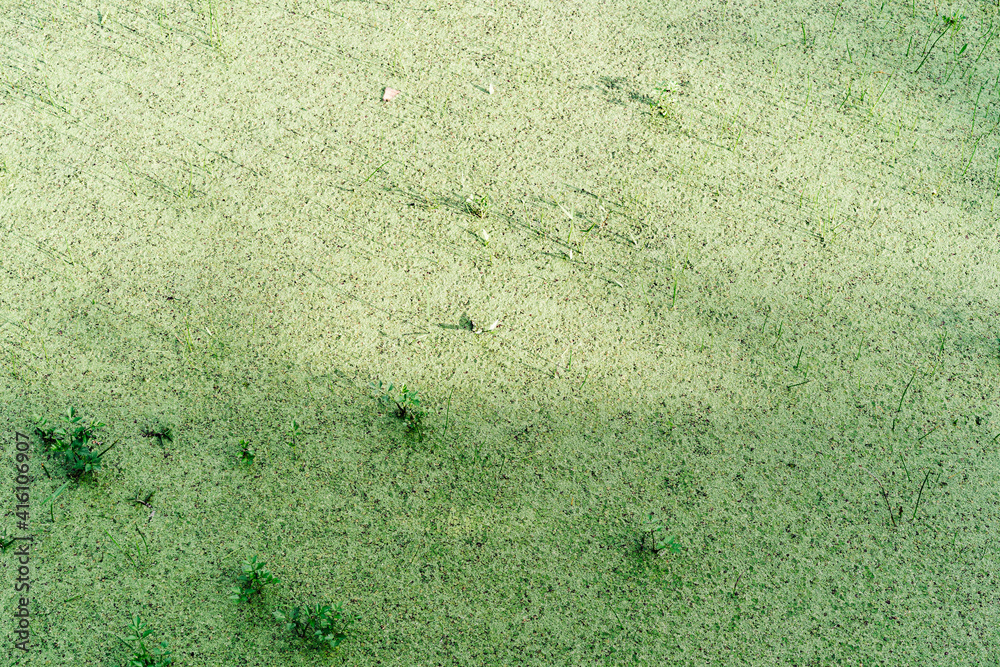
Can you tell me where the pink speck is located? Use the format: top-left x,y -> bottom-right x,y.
383,87 -> 400,102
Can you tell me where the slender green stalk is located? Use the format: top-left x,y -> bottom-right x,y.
839,79 -> 853,111
867,72 -> 893,118
942,43 -> 968,83
915,14 -> 962,74
862,467 -> 895,527
135,526 -> 149,559
970,26 -> 998,71
891,369 -> 917,431
828,4 -> 841,40
730,125 -> 744,150
970,82 -> 986,136
43,481 -> 71,522
104,530 -> 138,568
961,134 -> 984,178
911,469 -> 932,521
361,160 -> 389,185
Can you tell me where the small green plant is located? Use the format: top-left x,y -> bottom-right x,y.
118,616 -> 174,667
372,381 -> 422,421
914,11 -> 965,74
230,556 -> 280,604
129,490 -> 155,509
287,420 -> 301,453
140,423 -> 173,447
372,381 -> 427,440
799,21 -> 816,51
465,193 -> 490,218
34,408 -> 117,479
640,512 -> 682,556
650,85 -> 677,122
238,439 -> 256,465
273,602 -> 358,650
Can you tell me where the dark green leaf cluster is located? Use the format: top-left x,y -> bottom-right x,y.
273,603 -> 359,650
121,616 -> 174,667
641,512 -> 682,556
140,424 -> 173,447
374,381 -> 428,443
373,381 -> 422,421
230,556 -> 280,604
35,407 -> 115,479
238,439 -> 256,465
286,420 -> 302,451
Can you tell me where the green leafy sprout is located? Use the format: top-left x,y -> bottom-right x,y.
372,381 -> 427,440
273,602 -> 358,650
34,407 -> 117,479
238,439 -> 256,465
118,616 -> 174,667
640,511 -> 682,556
287,420 -> 302,452
650,84 -> 678,122
140,423 -> 173,447
914,11 -> 965,74
373,381 -> 423,421
465,193 -> 491,218
230,555 -> 280,604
